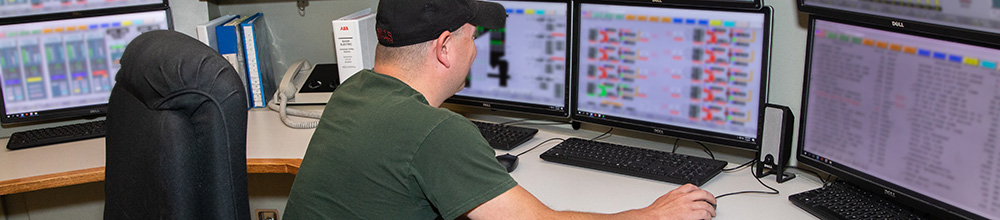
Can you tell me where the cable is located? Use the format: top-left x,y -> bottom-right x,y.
715,160 -> 780,199
499,118 -> 530,126
695,142 -> 715,160
671,138 -> 680,153
511,121 -> 569,126
787,166 -> 827,184
515,138 -> 565,157
722,159 -> 754,172
590,127 -> 613,141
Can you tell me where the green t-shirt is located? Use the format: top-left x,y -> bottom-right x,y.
284,69 -> 517,220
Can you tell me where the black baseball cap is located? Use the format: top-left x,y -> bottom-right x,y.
375,0 -> 507,47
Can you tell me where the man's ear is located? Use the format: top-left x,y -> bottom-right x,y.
435,30 -> 453,68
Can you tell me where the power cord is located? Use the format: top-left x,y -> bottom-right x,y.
714,160 -> 780,199
515,138 -> 565,157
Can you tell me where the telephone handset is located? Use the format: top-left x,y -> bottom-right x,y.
277,60 -> 340,104
268,60 -> 340,128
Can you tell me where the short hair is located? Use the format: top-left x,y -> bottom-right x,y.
374,26 -> 470,67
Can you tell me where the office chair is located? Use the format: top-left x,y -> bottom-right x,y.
104,30 -> 250,220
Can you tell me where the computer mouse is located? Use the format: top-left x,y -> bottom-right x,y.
496,153 -> 518,173
698,199 -> 717,210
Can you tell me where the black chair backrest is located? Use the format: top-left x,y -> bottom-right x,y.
104,30 -> 249,220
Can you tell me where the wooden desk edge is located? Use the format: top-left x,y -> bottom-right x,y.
0,158 -> 302,196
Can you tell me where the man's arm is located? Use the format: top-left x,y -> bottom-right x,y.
465,184 -> 717,220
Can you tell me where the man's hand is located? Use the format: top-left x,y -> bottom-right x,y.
635,184 -> 717,220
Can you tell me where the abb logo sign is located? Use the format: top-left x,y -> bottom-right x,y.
339,26 -> 349,31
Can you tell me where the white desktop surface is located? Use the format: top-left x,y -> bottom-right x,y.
490,119 -> 821,219
0,108 -> 823,219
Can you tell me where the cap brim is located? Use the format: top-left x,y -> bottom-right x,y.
469,1 -> 506,30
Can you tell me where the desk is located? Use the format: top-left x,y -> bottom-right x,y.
0,109 -> 823,219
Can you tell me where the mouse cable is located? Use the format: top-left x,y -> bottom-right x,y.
786,166 -> 828,184
722,159 -> 754,172
715,160 -> 780,199
590,127 -> 614,141
516,138 -> 565,157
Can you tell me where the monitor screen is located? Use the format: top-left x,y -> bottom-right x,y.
572,1 -> 771,150
448,0 -> 571,117
0,0 -> 165,21
799,0 -> 1000,36
798,16 -> 1000,219
0,9 -> 171,124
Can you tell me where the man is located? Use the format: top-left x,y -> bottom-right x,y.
283,0 -> 718,219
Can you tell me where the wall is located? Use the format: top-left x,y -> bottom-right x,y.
761,0 -> 810,165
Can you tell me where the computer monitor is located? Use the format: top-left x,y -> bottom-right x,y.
447,0 -> 571,117
1,0 -> 166,23
798,0 -> 1000,39
0,8 -> 171,125
619,0 -> 761,10
571,0 -> 772,150
797,15 -> 1000,219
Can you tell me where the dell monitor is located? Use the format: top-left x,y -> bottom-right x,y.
571,0 -> 772,150
0,8 -> 171,126
797,15 -> 1000,219
798,0 -> 1000,40
447,0 -> 572,117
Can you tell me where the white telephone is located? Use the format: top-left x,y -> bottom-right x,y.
267,60 -> 339,128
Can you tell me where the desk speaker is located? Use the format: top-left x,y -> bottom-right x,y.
755,103 -> 796,183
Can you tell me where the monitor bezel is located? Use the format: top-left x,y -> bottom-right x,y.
0,0 -> 168,25
613,0 -> 762,11
570,0 -> 773,151
797,0 -> 1000,44
446,0 -> 574,118
796,14 -> 999,220
0,7 -> 173,126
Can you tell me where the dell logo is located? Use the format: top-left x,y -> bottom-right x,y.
884,189 -> 896,197
653,129 -> 664,134
891,21 -> 905,28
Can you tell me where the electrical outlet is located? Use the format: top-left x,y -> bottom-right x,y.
256,209 -> 279,220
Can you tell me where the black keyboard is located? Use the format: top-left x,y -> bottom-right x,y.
540,137 -> 726,186
789,181 -> 928,220
472,121 -> 539,150
6,120 -> 106,150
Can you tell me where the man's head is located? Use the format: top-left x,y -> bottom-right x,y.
375,0 -> 506,47
372,0 -> 506,107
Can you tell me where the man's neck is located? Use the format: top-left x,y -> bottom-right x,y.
373,65 -> 447,107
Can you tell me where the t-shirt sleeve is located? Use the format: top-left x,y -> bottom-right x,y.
411,115 -> 518,220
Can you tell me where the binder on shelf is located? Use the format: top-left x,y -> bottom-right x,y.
216,15 -> 251,107
332,8 -> 377,83
241,13 -> 277,108
196,14 -> 238,51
